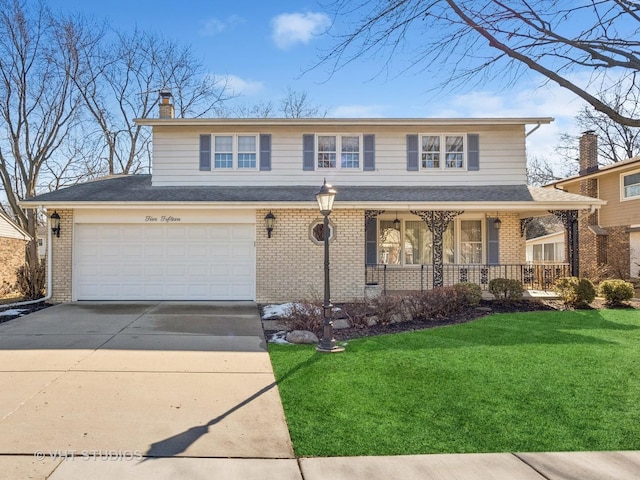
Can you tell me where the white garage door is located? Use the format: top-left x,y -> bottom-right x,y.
74,223 -> 255,300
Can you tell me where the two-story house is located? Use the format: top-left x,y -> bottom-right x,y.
550,132 -> 640,280
23,92 -> 603,303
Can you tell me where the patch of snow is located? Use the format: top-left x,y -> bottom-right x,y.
268,331 -> 291,344
0,309 -> 26,317
262,302 -> 342,320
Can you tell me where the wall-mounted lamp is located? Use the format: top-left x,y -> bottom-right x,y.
493,215 -> 502,230
51,211 -> 61,238
264,211 -> 276,238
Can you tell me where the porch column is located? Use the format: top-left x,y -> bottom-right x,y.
549,210 -> 579,276
410,210 -> 463,287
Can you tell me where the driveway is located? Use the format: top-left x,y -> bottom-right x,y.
0,302 -> 298,480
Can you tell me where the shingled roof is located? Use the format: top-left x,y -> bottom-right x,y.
22,174 -> 602,210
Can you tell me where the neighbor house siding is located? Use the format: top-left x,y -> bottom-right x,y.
255,208 -> 363,303
151,125 -> 527,187
598,171 -> 640,227
51,209 -> 73,303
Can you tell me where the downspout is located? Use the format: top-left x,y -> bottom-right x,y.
3,207 -> 53,308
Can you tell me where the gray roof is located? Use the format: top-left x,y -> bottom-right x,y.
23,174 -> 599,206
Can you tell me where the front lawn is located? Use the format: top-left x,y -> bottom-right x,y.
269,309 -> 640,457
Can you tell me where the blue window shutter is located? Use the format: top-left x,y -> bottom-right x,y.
303,134 -> 315,171
467,134 -> 480,171
259,134 -> 271,171
407,134 -> 419,171
199,134 -> 211,171
365,217 -> 378,265
487,218 -> 500,265
363,134 -> 375,171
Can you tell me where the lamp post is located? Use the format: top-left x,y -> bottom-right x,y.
315,179 -> 345,353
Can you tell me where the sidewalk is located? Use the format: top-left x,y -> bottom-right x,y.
7,450 -> 640,479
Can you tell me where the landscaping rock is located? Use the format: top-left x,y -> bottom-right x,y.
333,318 -> 351,329
476,306 -> 493,312
367,316 -> 378,327
286,330 -> 319,344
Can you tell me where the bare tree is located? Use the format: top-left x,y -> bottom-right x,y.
280,88 -> 328,118
526,156 -> 564,186
223,88 -> 327,118
321,0 -> 640,126
0,0 -> 85,294
69,25 -> 231,175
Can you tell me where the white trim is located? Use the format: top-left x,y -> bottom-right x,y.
620,168 -> 640,202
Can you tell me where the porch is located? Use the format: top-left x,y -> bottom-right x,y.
365,263 -> 571,294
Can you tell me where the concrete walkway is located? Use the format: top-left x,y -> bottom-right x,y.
1,302 -> 639,479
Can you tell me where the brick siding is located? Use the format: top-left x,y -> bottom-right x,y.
50,209 -> 73,303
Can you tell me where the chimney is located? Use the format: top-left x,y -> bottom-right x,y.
158,89 -> 174,119
579,131 -> 598,175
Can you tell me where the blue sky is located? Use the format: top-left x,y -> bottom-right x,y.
53,0 -> 592,161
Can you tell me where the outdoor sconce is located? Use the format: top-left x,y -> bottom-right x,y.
264,211 -> 276,238
493,217 -> 502,230
51,211 -> 61,238
393,211 -> 401,230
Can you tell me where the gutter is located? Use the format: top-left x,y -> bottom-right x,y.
2,208 -> 53,308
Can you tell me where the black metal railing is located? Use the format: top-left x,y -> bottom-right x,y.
365,263 -> 571,293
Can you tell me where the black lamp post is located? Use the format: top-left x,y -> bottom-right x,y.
315,179 -> 345,353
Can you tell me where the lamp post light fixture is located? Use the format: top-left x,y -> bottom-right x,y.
315,179 -> 345,353
50,211 -> 61,238
264,211 -> 276,238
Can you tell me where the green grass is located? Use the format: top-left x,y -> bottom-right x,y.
268,309 -> 640,457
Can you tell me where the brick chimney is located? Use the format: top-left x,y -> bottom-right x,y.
579,130 -> 598,175
579,131 -> 599,225
158,89 -> 174,119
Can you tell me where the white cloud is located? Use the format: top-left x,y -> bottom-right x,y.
331,104 -> 389,118
271,12 -> 330,50
214,74 -> 264,96
199,15 -> 243,36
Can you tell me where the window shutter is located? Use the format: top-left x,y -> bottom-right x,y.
303,134 -> 315,171
365,217 -> 378,265
199,134 -> 211,171
487,218 -> 500,265
363,134 -> 375,171
406,134 -> 419,171
259,134 -> 271,171
467,133 -> 480,171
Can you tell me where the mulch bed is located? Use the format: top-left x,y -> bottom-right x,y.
0,301 -> 52,324
264,297 -> 640,342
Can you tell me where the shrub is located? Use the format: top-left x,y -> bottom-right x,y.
15,259 -> 46,300
368,294 -> 406,326
488,278 -> 523,302
280,300 -> 324,335
599,279 -> 635,306
454,282 -> 482,308
554,277 -> 596,307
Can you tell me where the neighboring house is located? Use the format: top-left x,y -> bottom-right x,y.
37,226 -> 47,260
549,133 -> 640,279
0,211 -> 31,290
525,231 -> 566,264
22,93 -> 604,303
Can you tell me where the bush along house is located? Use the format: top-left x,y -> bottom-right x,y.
23,92 -> 605,303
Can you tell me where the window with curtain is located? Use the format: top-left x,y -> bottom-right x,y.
214,135 -> 233,168
379,219 -> 455,265
237,135 -> 256,168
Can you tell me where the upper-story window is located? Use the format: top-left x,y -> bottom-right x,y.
212,134 -> 257,169
622,170 -> 640,200
421,134 -> 465,170
317,135 -> 360,169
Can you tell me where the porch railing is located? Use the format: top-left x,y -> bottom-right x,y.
365,263 -> 571,294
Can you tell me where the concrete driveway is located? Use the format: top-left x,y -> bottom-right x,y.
0,302 -> 298,480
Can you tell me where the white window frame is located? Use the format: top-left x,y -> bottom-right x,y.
419,134 -> 466,171
316,134 -> 362,170
212,134 -> 259,171
377,215 -> 485,266
620,168 -> 640,201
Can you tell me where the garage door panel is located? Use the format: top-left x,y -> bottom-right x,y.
75,223 -> 255,300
